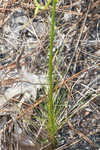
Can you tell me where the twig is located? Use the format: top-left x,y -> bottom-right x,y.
66,2 -> 91,74
67,120 -> 96,148
16,47 -> 25,72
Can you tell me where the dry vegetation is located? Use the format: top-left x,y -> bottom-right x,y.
0,0 -> 100,149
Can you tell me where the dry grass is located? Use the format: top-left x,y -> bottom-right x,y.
0,0 -> 100,149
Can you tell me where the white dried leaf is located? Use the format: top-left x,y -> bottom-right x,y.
4,68 -> 48,102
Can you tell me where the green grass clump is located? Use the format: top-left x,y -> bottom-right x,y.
33,0 -> 64,149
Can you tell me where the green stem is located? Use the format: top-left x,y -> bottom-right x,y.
48,0 -> 57,147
